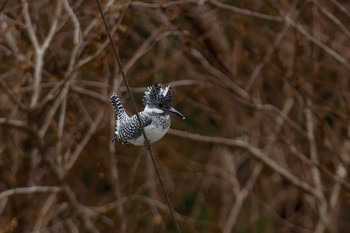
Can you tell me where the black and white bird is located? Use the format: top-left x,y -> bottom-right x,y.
110,83 -> 185,146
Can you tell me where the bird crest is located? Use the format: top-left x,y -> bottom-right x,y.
143,83 -> 172,107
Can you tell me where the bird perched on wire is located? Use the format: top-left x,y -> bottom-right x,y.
110,83 -> 185,146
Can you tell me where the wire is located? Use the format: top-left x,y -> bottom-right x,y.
95,1 -> 181,232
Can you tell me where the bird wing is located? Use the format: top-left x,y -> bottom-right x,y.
117,113 -> 152,142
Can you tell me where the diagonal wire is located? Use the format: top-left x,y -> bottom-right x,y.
95,1 -> 181,232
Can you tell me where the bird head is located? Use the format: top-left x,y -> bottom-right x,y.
143,83 -> 185,119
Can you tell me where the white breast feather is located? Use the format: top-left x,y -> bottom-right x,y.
127,115 -> 170,146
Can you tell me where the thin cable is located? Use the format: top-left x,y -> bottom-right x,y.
95,1 -> 181,232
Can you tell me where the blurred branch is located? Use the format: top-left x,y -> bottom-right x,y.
21,0 -> 39,50
71,85 -> 107,103
35,1 -> 121,111
328,162 -> 347,232
190,48 -> 249,100
39,84 -> 69,137
124,29 -> 183,75
0,186 -> 61,200
42,155 -> 100,233
130,0 -> 198,8
0,118 -> 32,133
72,93 -> 94,124
168,129 -> 320,198
306,99 -> 332,233
245,1 -> 297,90
56,85 -> 69,164
93,194 -> 203,225
32,193 -> 58,231
0,79 -> 27,111
0,114 -> 100,232
313,0 -> 350,39
209,0 -> 283,22
223,163 -> 263,233
65,110 -> 105,172
56,0 -> 84,158
63,0 -> 82,76
224,97 -> 294,232
21,0 -> 63,107
0,0 -> 8,12
305,100 -> 322,192
285,15 -> 350,70
328,0 -> 350,19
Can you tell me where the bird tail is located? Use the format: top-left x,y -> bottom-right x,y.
110,93 -> 126,116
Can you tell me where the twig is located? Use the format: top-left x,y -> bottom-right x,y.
65,110 -> 105,172
223,163 -> 263,233
21,0 -> 63,107
36,1 -> 121,111
285,16 -> 350,70
92,194 -> 201,225
328,0 -> 350,19
0,118 -> 32,133
0,79 -> 27,111
62,0 -> 82,76
0,186 -> 61,200
305,99 -> 322,194
306,99 -> 332,233
39,84 -> 69,137
95,1 -> 182,232
124,29 -> 182,75
130,0 -> 198,8
245,2 -> 296,90
32,193 -> 58,231
224,97 -> 294,232
168,129 -> 320,198
0,0 -> 8,12
313,0 -> 350,39
42,153 -> 99,233
328,162 -> 346,233
71,84 -> 108,103
209,0 -> 283,22
190,48 -> 249,100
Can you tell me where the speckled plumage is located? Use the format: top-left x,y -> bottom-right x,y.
111,83 -> 184,146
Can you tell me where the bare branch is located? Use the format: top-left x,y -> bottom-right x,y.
224,97 -> 294,232
209,0 -> 283,22
306,99 -> 331,233
21,0 -> 39,50
190,48 -> 250,100
245,1 -> 297,90
63,0 -> 82,75
130,0 -> 198,8
65,110 -> 105,172
328,0 -> 350,19
0,117 -> 31,133
0,79 -> 27,111
21,0 -> 63,107
168,129 -> 320,198
286,16 -> 350,70
0,186 -> 61,200
32,193 -> 58,231
124,30 -> 182,75
313,0 -> 350,39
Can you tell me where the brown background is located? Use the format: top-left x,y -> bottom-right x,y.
1,0 -> 350,232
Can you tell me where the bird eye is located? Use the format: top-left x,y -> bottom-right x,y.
158,103 -> 164,108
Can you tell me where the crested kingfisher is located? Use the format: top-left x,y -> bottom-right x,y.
110,83 -> 185,146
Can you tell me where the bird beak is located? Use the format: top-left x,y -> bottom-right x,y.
167,107 -> 185,119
